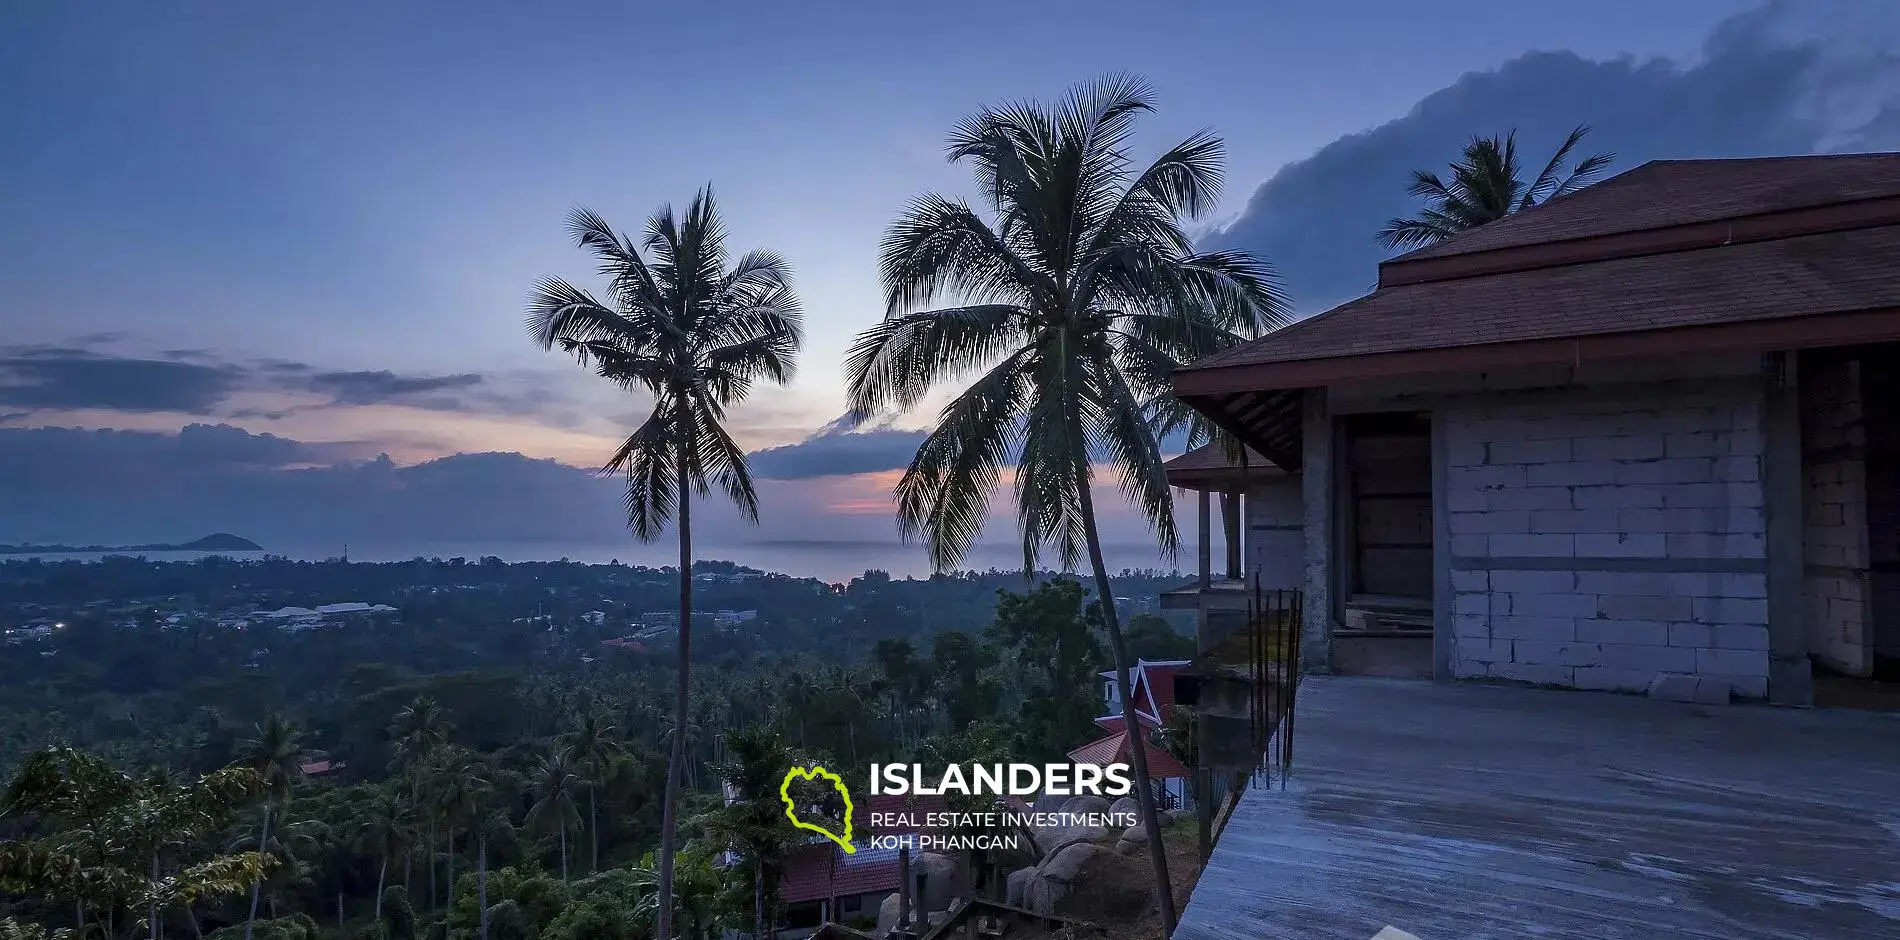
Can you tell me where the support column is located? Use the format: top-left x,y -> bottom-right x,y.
1300,389 -> 1334,673
1763,351 -> 1813,705
1197,489 -> 1212,588
1222,490 -> 1242,580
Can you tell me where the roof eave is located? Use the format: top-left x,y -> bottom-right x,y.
1173,307 -> 1900,398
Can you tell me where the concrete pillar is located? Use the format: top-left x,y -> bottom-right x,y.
1222,490 -> 1242,580
1198,489 -> 1212,588
1763,351 -> 1813,705
1300,389 -> 1334,673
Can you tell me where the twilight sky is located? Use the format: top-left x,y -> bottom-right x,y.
2,0 -> 1896,564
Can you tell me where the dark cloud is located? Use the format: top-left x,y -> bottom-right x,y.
0,348 -> 245,413
304,369 -> 485,404
748,426 -> 928,479
744,415 -> 1195,480
0,424 -> 632,547
1210,0 -> 1900,313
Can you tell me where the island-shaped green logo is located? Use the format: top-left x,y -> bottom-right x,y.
780,765 -> 855,854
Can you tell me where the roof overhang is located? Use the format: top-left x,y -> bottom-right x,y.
1175,308 -> 1900,470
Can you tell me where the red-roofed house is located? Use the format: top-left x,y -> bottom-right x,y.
776,793 -> 949,936
1094,658 -> 1190,732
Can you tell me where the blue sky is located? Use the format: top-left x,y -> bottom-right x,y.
2,0 -> 1895,556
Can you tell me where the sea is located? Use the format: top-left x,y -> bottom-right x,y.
0,539 -> 1189,583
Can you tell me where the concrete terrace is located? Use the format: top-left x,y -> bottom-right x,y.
1176,677 -> 1900,940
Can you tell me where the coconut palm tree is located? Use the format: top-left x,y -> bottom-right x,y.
694,727 -> 802,940
432,749 -> 489,916
557,706 -> 620,873
1376,124 -> 1614,250
351,791 -> 411,921
524,753 -> 582,883
843,74 -> 1287,933
234,715 -> 303,940
528,191 -> 803,940
387,697 -> 450,902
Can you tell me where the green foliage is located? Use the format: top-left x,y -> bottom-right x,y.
1125,613 -> 1193,661
209,914 -> 317,940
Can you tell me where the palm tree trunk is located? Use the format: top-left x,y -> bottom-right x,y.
588,784 -> 598,873
1074,474 -> 1177,934
477,834 -> 489,940
185,904 -> 203,940
375,854 -> 388,920
559,823 -> 568,883
150,850 -> 160,940
752,863 -> 763,940
428,819 -> 438,914
243,802 -> 273,940
657,448 -> 694,940
445,828 -> 456,910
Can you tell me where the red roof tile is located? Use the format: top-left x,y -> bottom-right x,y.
778,794 -> 949,904
1067,730 -> 1190,780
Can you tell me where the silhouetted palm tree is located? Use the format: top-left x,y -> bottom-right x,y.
1377,125 -> 1614,250
558,706 -> 620,873
524,753 -> 581,883
528,191 -> 803,940
234,715 -> 303,940
844,74 -> 1287,933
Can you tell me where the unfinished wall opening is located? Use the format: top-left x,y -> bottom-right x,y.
1334,411 -> 1434,677
1801,342 -> 1900,708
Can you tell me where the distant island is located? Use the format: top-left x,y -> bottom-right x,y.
0,533 -> 263,555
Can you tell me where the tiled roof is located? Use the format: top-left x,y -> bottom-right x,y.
1067,729 -> 1191,780
1397,154 -> 1900,262
1185,223 -> 1900,375
779,794 -> 947,904
1162,443 -> 1281,474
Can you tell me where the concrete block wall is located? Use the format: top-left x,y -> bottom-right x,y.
1862,347 -> 1900,669
1799,355 -> 1873,676
1443,383 -> 1772,698
1246,475 -> 1303,590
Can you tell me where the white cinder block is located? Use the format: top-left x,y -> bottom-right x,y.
1600,644 -> 1698,672
1454,593 -> 1491,615
1488,569 -> 1575,594
1575,533 -> 1667,558
1574,485 -> 1664,510
1529,461 -> 1617,487
1576,619 -> 1669,645
1507,592 -> 1599,619
1692,596 -> 1770,625
1696,648 -> 1770,677
1514,640 -> 1604,667
1710,625 -> 1771,650
1598,594 -> 1694,622
1450,569 -> 1489,592
1489,533 -> 1575,557
1450,511 -> 1530,535
1667,623 -> 1715,648
1490,616 -> 1576,641
1575,570 -> 1672,596
1490,439 -> 1572,465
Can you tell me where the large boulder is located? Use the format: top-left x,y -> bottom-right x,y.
875,893 -> 902,936
1060,794 -> 1112,818
1109,796 -> 1141,822
1005,866 -> 1035,906
1023,842 -> 1105,915
910,852 -> 958,915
